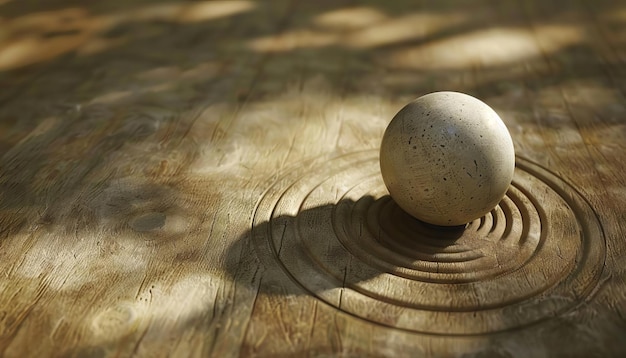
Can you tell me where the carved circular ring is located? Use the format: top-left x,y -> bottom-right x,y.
252,150 -> 606,335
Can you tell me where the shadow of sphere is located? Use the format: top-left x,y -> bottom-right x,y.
224,196 -> 465,298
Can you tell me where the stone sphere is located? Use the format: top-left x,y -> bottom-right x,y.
379,91 -> 515,226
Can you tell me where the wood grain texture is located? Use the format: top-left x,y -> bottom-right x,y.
0,0 -> 625,356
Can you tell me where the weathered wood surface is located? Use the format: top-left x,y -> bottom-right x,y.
0,0 -> 625,356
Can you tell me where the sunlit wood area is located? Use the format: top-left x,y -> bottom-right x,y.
1,0 -> 625,356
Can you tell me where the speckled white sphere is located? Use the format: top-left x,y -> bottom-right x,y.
380,91 -> 515,226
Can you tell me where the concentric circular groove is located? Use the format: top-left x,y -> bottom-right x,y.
252,150 -> 606,335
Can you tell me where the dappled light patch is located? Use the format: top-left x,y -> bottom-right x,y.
0,1 -> 256,70
388,25 -> 583,70
345,12 -> 468,49
313,6 -> 388,30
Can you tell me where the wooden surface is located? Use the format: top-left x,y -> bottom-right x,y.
0,0 -> 625,356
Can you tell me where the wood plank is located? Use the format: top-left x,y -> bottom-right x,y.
0,0 -> 625,356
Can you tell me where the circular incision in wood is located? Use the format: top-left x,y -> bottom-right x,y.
252,150 -> 606,335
